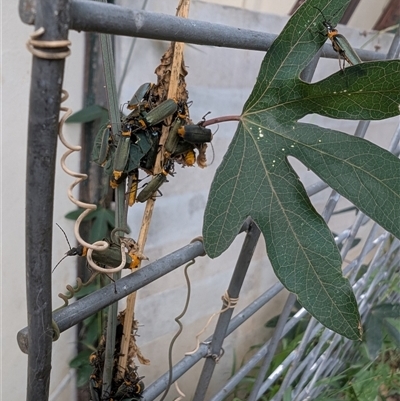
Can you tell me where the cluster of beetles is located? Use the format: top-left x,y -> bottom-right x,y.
92,82 -> 213,205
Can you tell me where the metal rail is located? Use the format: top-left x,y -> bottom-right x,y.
193,222 -> 261,400
17,239 -> 205,353
21,0 -> 387,61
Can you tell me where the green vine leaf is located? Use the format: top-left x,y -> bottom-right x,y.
89,208 -> 116,243
65,207 -> 116,243
69,349 -> 93,387
203,0 -> 400,340
66,104 -> 109,126
364,303 -> 400,359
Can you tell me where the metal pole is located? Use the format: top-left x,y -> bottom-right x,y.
18,0 -> 392,63
192,222 -> 261,401
17,221 -> 251,353
10,0 -> 362,65
17,239 -> 205,353
24,0 -> 70,400
70,0 -> 276,50
67,0 -> 387,62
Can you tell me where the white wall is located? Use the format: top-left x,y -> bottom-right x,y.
2,0 -> 397,400
202,0 -> 391,30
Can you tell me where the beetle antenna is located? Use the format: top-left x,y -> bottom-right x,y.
52,254 -> 70,273
201,111 -> 211,122
208,125 -> 219,166
120,101 -> 128,114
56,223 -> 71,250
313,5 -> 342,26
208,142 -> 215,166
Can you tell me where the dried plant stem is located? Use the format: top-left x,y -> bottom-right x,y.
117,0 -> 191,378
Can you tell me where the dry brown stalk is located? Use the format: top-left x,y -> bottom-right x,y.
117,0 -> 191,379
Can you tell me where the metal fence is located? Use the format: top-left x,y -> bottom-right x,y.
18,1 -> 400,400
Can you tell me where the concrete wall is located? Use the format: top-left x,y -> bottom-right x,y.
2,0 -> 397,400
202,0 -> 391,30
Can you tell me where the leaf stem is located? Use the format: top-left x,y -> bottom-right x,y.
200,115 -> 241,127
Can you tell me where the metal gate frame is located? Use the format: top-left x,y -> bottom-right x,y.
17,1 -> 400,400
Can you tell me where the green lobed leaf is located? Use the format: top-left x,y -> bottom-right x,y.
84,318 -> 103,348
371,303 -> 400,319
364,313 -> 383,359
296,61 -> 400,120
89,208 -> 116,243
382,320 -> 400,346
69,349 -> 93,387
66,104 -> 109,124
203,0 -> 400,340
65,208 -> 86,220
288,125 -> 400,239
126,131 -> 154,172
65,208 -> 116,242
204,121 -> 361,338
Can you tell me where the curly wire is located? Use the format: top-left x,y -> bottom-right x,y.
58,90 -> 109,252
86,241 -> 127,274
